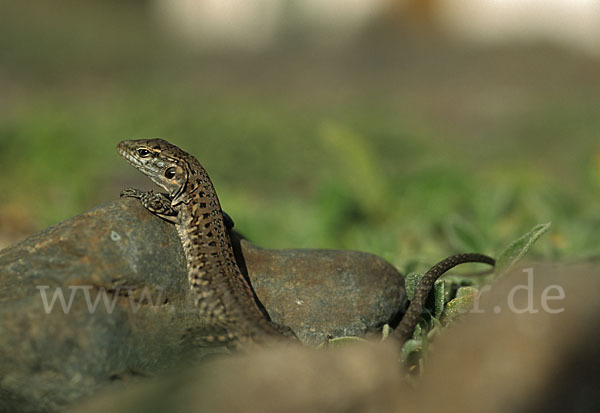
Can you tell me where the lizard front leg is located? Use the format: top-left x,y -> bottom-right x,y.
121,188 -> 235,230
120,188 -> 179,224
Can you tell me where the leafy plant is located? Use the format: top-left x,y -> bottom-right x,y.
399,222 -> 551,374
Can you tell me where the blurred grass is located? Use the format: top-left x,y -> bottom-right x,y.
1,0 -> 599,269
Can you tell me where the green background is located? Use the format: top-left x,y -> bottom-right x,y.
1,1 -> 599,270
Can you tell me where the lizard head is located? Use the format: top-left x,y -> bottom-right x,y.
117,138 -> 192,202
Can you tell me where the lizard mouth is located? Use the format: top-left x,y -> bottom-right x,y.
117,147 -> 140,166
117,146 -> 151,173
117,144 -> 170,192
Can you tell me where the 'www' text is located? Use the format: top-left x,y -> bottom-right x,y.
36,286 -> 164,314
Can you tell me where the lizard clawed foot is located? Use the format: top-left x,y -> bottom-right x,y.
122,188 -> 234,229
143,192 -> 172,212
120,187 -> 144,199
121,188 -> 179,223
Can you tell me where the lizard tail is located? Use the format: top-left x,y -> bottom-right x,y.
394,253 -> 495,344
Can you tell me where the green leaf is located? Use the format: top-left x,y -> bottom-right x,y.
442,288 -> 478,324
456,286 -> 479,299
412,323 -> 422,339
433,279 -> 445,319
445,215 -> 487,252
496,222 -> 551,275
405,272 -> 424,301
401,338 -> 423,361
405,273 -> 445,318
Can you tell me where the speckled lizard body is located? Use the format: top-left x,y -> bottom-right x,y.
118,138 -> 297,349
117,138 -> 495,349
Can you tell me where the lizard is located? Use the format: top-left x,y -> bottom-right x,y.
118,138 -> 298,350
117,138 -> 495,349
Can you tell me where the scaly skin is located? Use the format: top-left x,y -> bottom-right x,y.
117,138 -> 495,349
118,138 -> 297,349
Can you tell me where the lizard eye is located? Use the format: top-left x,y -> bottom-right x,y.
137,149 -> 151,157
165,167 -> 177,179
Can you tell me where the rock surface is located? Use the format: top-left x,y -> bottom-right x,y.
242,242 -> 405,345
0,198 -> 405,412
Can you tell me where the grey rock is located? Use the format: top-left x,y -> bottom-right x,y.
241,241 -> 406,346
0,198 -> 405,411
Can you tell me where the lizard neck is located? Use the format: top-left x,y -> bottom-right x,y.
175,174 -> 236,274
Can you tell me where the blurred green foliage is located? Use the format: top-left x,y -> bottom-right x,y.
1,0 -> 599,271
